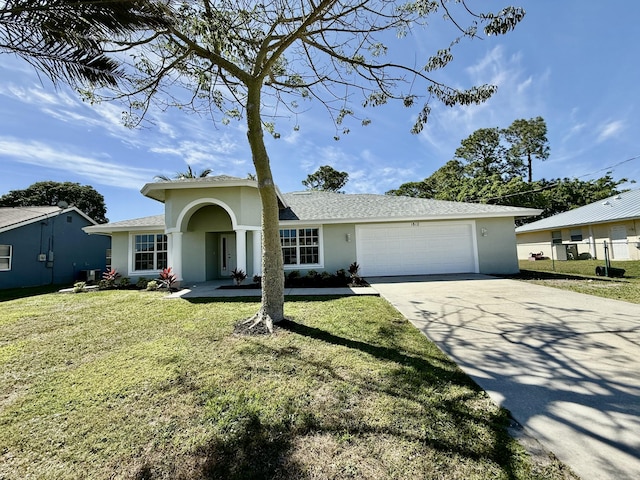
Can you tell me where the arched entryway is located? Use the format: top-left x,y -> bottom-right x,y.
167,198 -> 261,283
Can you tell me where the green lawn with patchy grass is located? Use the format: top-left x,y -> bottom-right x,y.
517,259 -> 640,304
0,290 -> 575,479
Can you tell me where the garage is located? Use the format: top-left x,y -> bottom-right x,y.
356,222 -> 478,276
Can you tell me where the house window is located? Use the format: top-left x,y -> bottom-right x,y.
0,245 -> 11,271
551,231 -> 562,244
570,229 -> 583,242
279,228 -> 320,266
133,234 -> 167,271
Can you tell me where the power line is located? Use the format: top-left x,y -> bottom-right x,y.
472,153 -> 640,203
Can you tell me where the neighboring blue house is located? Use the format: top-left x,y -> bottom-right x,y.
0,206 -> 111,289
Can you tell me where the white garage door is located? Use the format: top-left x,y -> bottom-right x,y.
356,222 -> 478,276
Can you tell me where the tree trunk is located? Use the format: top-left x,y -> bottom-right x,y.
241,82 -> 285,333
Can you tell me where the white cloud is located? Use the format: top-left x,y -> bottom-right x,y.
0,136 -> 154,189
597,120 -> 624,142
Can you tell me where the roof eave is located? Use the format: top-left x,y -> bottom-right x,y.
280,209 -> 542,225
516,214 -> 640,234
140,178 -> 288,206
84,224 -> 164,235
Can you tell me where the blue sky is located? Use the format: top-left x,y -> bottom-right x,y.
1,1 -> 639,222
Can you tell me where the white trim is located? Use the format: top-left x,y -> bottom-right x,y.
173,198 -> 239,231
278,210 -> 540,227
0,244 -> 12,271
280,225 -> 324,270
128,232 -> 168,275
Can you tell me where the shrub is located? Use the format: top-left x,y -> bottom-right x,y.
252,275 -> 262,287
73,281 -> 86,293
118,277 -> 130,288
101,268 -> 120,289
136,277 -> 149,289
230,268 -> 247,286
146,280 -> 158,291
158,267 -> 178,291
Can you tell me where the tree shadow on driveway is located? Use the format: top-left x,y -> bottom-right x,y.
374,277 -> 640,480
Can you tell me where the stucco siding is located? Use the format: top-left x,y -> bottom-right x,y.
322,224 -> 357,273
166,186 -> 262,230
181,231 -> 207,283
476,217 -> 519,274
110,233 -> 131,278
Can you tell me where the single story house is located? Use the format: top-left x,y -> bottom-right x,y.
0,206 -> 111,289
516,189 -> 640,261
84,176 -> 541,284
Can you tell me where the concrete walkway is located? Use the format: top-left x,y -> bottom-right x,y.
369,274 -> 640,480
165,279 -> 378,299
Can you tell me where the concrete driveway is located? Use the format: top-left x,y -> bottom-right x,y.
369,274 -> 640,480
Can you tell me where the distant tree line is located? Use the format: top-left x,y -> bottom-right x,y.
387,117 -> 632,222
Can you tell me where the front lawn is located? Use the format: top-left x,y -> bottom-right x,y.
0,291 -> 575,479
517,259 -> 640,304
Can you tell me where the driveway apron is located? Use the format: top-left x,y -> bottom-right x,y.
370,274 -> 640,480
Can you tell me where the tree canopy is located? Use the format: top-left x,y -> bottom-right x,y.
0,0 -> 168,86
154,165 -> 212,181
0,181 -> 108,223
2,0 -> 525,331
387,118 -> 629,223
302,165 -> 349,192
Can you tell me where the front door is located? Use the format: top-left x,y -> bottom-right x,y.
610,226 -> 629,259
220,233 -> 237,277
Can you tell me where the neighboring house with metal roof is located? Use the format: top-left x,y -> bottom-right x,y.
0,206 -> 111,289
84,176 -> 541,284
515,189 -> 640,261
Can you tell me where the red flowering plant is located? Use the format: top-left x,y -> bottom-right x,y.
100,268 -> 120,289
158,267 -> 178,291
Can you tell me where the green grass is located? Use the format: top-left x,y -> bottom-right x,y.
0,291 -> 576,479
517,259 -> 640,303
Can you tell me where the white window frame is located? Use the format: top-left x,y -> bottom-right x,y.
551,230 -> 562,244
129,233 -> 168,274
279,226 -> 323,269
0,244 -> 12,271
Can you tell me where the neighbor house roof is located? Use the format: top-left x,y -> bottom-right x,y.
516,189 -> 640,234
280,191 -> 541,223
0,206 -> 96,233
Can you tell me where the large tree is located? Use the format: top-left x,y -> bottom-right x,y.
0,1 -> 168,85
3,1 -> 525,331
302,165 -> 349,192
503,116 -> 550,183
0,181 -> 108,223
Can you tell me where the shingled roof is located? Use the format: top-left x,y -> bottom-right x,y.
516,189 -> 640,233
280,191 -> 540,222
0,206 -> 95,233
86,190 -> 541,233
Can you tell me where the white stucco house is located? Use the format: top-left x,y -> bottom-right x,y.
84,176 -> 541,284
